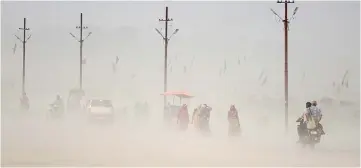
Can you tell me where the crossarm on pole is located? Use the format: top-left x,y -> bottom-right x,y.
155,28 -> 165,40
69,32 -> 80,42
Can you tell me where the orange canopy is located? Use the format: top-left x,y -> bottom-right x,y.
160,91 -> 194,98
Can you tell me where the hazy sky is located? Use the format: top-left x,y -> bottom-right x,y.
1,1 -> 359,107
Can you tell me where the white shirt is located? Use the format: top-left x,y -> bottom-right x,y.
309,106 -> 322,117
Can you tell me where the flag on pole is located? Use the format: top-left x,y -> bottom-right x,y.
115,56 -> 119,64
12,43 -> 17,55
261,76 -> 268,86
341,70 -> 349,86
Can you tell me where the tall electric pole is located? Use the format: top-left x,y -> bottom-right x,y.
15,18 -> 32,95
270,0 -> 298,134
155,6 -> 179,107
69,13 -> 92,90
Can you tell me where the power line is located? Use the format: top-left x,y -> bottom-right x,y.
69,13 -> 92,90
155,6 -> 179,107
14,18 -> 31,95
270,0 -> 299,134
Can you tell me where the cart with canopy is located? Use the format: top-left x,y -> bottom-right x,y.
160,91 -> 194,123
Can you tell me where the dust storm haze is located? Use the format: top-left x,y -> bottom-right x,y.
1,1 -> 360,167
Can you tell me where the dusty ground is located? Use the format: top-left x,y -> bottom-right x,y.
1,106 -> 359,167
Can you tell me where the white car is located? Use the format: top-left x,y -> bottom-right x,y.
87,99 -> 114,119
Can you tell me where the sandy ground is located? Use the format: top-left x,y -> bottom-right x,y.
1,107 -> 359,167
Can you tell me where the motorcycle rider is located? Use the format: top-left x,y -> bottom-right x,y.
177,104 -> 189,130
297,102 -> 311,143
310,100 -> 325,135
228,105 -> 240,135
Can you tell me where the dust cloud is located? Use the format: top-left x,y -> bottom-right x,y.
1,97 -> 360,167
1,1 -> 360,167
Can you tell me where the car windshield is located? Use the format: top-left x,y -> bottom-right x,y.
91,100 -> 112,107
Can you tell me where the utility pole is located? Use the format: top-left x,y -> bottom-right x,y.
270,0 -> 298,134
15,18 -> 31,95
69,13 -> 92,90
155,6 -> 179,107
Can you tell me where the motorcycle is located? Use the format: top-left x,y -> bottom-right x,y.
296,118 -> 322,149
48,104 -> 64,118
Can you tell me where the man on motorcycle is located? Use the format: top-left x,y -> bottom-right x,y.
177,104 -> 189,130
310,100 -> 325,135
297,102 -> 311,143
